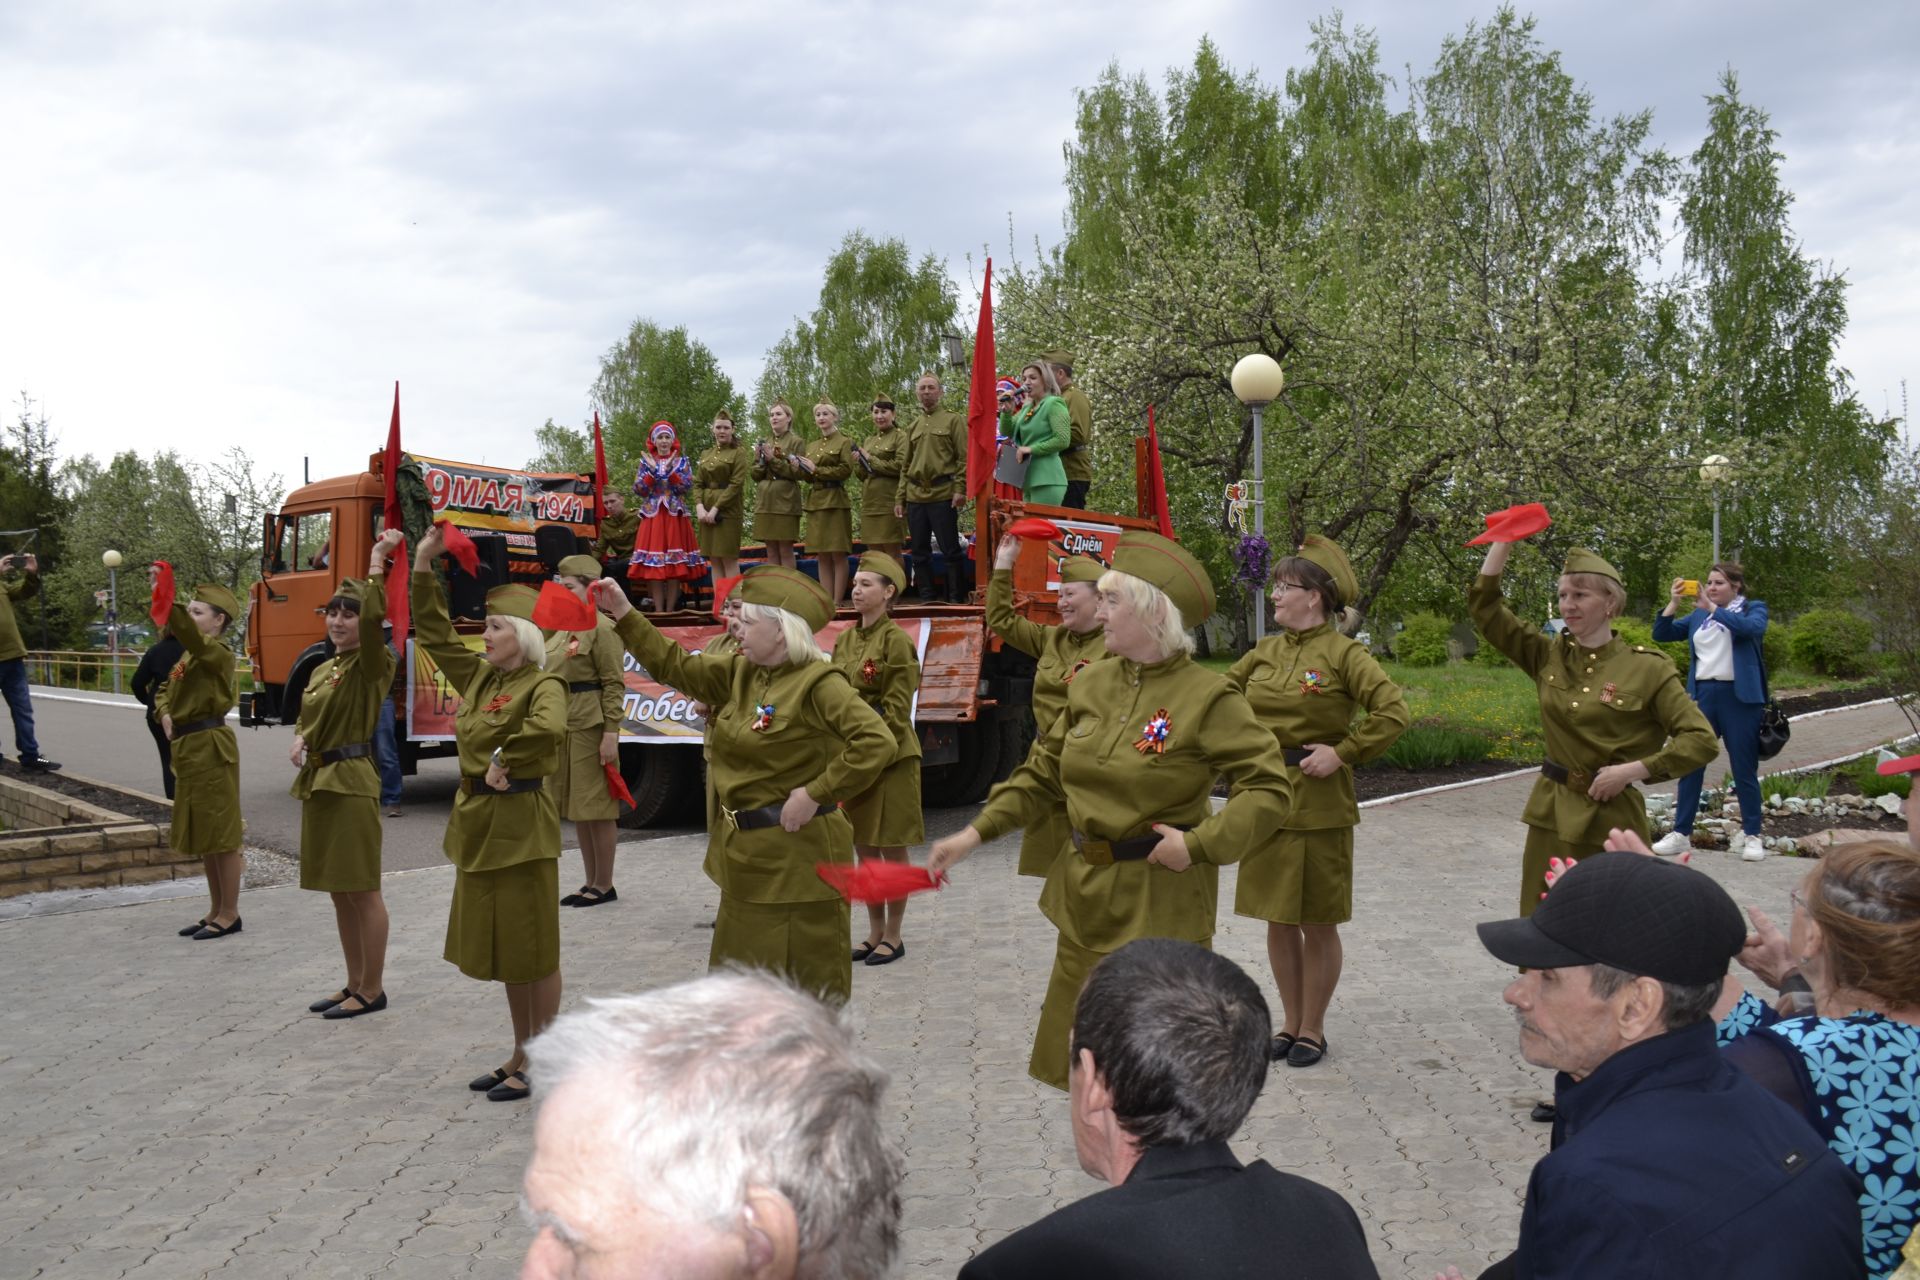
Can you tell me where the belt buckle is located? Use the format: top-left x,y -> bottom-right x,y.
720,805 -> 739,830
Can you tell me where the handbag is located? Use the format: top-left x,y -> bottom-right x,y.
1755,646 -> 1791,761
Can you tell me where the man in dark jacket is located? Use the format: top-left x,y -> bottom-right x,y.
960,939 -> 1378,1279
131,630 -> 184,798
1452,851 -> 1864,1280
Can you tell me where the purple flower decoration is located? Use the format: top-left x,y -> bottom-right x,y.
1233,533 -> 1270,591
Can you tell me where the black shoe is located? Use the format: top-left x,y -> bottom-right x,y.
1268,1033 -> 1298,1063
561,886 -> 591,907
574,886 -> 617,907
18,755 -> 58,773
469,1068 -> 510,1092
1529,1101 -> 1557,1123
865,940 -> 905,966
308,989 -> 351,1013
1286,1035 -> 1327,1068
486,1071 -> 531,1102
851,941 -> 877,962
323,991 -> 388,1020
179,918 -> 210,938
191,918 -> 242,940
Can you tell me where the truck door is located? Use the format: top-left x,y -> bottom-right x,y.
257,506 -> 338,690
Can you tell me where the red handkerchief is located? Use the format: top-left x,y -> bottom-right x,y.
1464,502 -> 1552,547
815,861 -> 946,904
1007,517 -> 1062,541
438,520 -> 482,575
148,561 -> 176,628
533,581 -> 597,631
603,761 -> 634,808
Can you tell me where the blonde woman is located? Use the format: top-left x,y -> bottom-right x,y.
751,400 -> 803,570
547,555 -> 626,908
798,401 -> 855,604
693,409 -> 749,581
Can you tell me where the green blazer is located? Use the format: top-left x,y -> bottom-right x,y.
1004,396 -> 1071,496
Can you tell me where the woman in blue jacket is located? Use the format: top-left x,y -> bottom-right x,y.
1651,562 -> 1770,861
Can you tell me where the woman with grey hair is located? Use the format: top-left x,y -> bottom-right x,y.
589,564 -> 892,1002
929,531 -> 1291,1089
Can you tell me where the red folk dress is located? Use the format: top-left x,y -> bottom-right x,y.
627,424 -> 707,583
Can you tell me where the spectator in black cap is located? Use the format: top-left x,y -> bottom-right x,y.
1433,851 -> 1864,1280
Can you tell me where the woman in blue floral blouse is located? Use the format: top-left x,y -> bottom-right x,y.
1714,835 -> 1920,1279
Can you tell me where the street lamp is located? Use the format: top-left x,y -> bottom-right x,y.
1230,354 -> 1285,640
101,549 -> 124,696
1698,454 -> 1732,562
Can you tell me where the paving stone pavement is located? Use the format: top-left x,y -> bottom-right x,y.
2,700 -> 1908,1279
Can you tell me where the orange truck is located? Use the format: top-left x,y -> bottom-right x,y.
243,447 -> 1161,824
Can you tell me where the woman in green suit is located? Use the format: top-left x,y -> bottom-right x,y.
412,525 -> 568,1102
1229,536 -> 1408,1067
291,529 -> 404,1016
154,574 -> 245,941
1002,362 -> 1072,507
589,564 -> 891,1002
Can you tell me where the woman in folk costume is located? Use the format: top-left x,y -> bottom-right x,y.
627,420 -> 706,613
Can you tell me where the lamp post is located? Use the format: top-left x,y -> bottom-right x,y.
1230,354 -> 1285,640
1698,454 -> 1731,562
102,549 -> 124,696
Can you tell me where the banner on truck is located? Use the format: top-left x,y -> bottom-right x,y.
406,617 -> 931,745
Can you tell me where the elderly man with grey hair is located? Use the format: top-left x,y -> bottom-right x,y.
519,970 -> 902,1280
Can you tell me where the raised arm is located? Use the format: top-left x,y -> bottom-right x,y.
1467,564 -> 1550,677
986,538 -> 1048,657
601,586 -> 734,706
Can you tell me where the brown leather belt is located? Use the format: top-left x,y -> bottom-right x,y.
172,716 -> 226,737
318,742 -> 373,765
461,776 -> 545,795
721,800 -> 840,831
1071,826 -> 1190,867
1540,759 -> 1595,792
566,681 -> 600,693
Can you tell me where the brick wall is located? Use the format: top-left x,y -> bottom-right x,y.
0,776 -> 197,897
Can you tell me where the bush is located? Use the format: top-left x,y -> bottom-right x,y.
1381,723 -> 1494,769
1788,608 -> 1876,677
1469,638 -> 1511,666
1757,769 -> 1834,802
1761,621 -> 1792,678
1848,754 -> 1914,800
1613,618 -> 1688,676
1395,613 -> 1453,667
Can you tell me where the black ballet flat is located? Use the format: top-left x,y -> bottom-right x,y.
308,989 -> 351,1013
1268,1033 -> 1298,1063
486,1071 -> 531,1102
468,1068 -> 510,1092
1286,1035 -> 1327,1068
191,918 -> 242,940
323,991 -> 387,1020
560,885 -> 591,907
179,918 -> 209,938
574,887 -> 617,907
850,941 -> 877,962
865,941 -> 905,966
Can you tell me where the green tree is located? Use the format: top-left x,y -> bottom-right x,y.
0,395 -> 70,647
527,417 -> 592,474
564,319 -> 744,487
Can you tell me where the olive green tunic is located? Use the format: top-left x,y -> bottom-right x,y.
970,652 -> 1292,1088
830,616 -> 924,846
542,616 -> 626,823
412,572 -> 568,982
857,424 -> 907,545
592,509 -> 640,565
1061,384 -> 1094,485
1469,573 -> 1718,914
613,609 -> 893,1001
693,443 -> 750,561
752,436 -> 804,542
700,630 -> 741,831
1225,624 -> 1408,924
986,568 -> 1109,877
802,432 -> 855,554
291,576 -> 397,892
154,601 -> 241,855
0,568 -> 37,662
902,408 -> 967,504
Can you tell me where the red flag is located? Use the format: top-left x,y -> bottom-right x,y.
532,581 -> 597,631
1145,405 -> 1174,538
382,382 -> 410,645
964,259 -> 998,500
815,860 -> 946,904
148,561 -> 175,628
603,761 -> 634,809
437,519 -> 481,576
592,411 -> 608,525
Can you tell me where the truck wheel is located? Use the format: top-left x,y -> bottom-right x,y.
616,745 -> 702,829
920,709 -> 1030,809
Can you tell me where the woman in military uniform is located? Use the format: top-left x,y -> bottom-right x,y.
1230,536 -> 1408,1067
929,531 -> 1291,1089
751,400 -> 803,570
987,534 -> 1108,879
1471,537 -> 1717,916
854,393 -> 907,561
290,529 -> 404,1016
546,555 -> 627,908
155,575 -> 246,941
589,565 -> 891,1003
692,409 -> 750,582
833,552 -> 924,966
412,525 -> 568,1102
798,401 -> 855,605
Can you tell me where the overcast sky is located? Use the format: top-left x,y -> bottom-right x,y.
4,0 -> 1915,503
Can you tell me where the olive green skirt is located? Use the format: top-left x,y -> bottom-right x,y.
1018,805 -> 1072,879
756,510 -> 801,543
170,761 -> 243,855
860,508 -> 906,546
804,507 -> 852,555
1234,826 -> 1354,925
299,791 -> 381,893
444,857 -> 560,983
846,758 -> 924,846
710,894 -> 851,1004
555,725 -> 620,823
1030,932 -> 1213,1091
696,511 -> 743,561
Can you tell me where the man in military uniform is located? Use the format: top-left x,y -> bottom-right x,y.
901,373 -> 969,603
1046,351 -> 1094,511
0,552 -> 57,771
591,490 -> 640,578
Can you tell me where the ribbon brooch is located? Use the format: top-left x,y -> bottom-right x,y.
751,703 -> 776,733
566,634 -> 581,658
860,658 -> 879,685
326,665 -> 343,689
1062,659 -> 1091,686
1600,681 -> 1618,705
168,661 -> 187,683
482,693 -> 513,714
1299,669 -> 1328,696
1134,708 -> 1172,755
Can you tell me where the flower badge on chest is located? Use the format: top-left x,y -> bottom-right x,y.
1062,659 -> 1090,686
326,666 -> 343,689
1299,669 -> 1328,696
1600,682 -> 1618,704
482,693 -> 512,714
566,635 -> 581,659
1134,708 -> 1172,755
860,658 -> 879,685
751,703 -> 776,733
169,661 -> 187,683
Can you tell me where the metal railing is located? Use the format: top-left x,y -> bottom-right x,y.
25,651 -> 256,695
